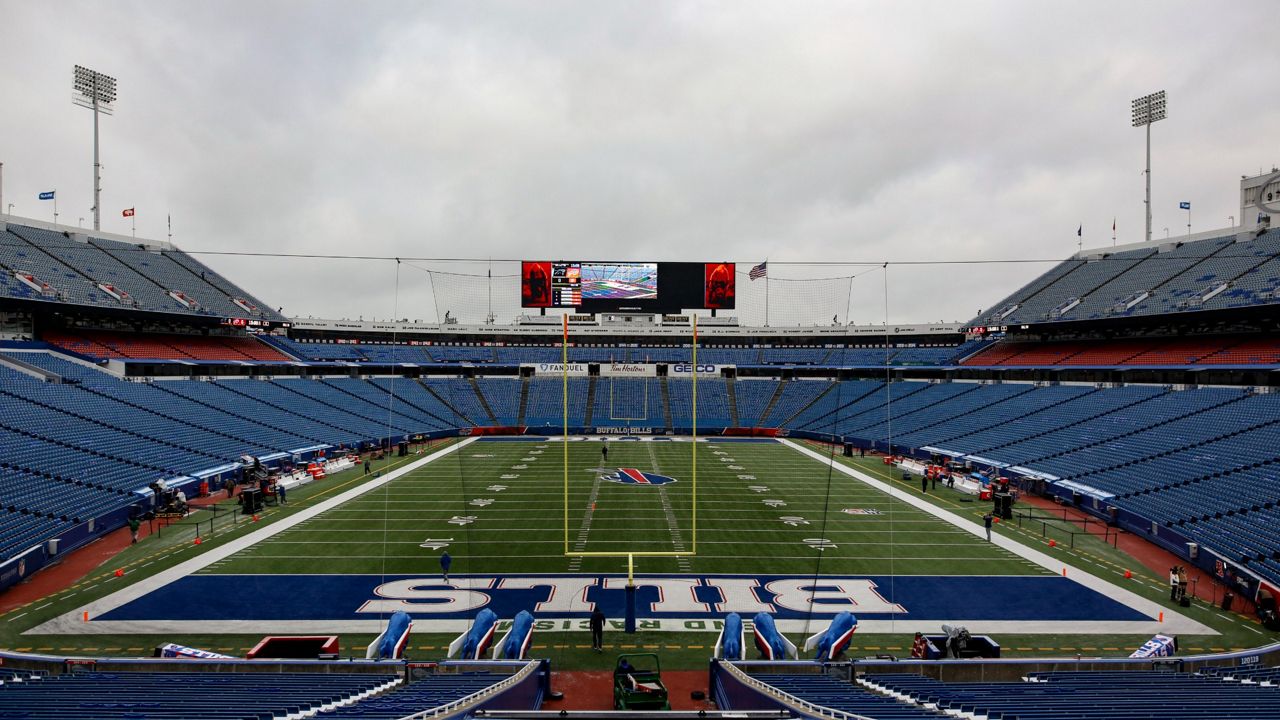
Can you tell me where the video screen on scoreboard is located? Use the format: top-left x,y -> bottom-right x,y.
521,261 -> 734,311
581,262 -> 657,300
703,262 -> 735,309
521,261 -> 581,307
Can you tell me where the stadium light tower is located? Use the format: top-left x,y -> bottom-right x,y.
72,65 -> 117,232
1132,90 -> 1166,245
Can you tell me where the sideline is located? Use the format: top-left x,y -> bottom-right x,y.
26,438 -> 478,636
780,439 -> 1216,636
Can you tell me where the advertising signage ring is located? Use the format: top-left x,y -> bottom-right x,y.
521,261 -> 734,312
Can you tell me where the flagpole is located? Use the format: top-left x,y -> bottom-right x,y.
131,210 -> 136,238
53,191 -> 58,225
765,259 -> 770,328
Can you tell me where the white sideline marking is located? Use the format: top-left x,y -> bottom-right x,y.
779,439 -> 1216,636
26,437 -> 478,636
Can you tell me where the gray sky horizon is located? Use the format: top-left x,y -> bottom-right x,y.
2,0 -> 1278,327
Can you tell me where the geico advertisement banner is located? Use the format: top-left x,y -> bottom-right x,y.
669,363 -> 727,376
600,363 -> 658,377
522,363 -> 589,376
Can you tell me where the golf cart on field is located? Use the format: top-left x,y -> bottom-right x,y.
612,653 -> 670,710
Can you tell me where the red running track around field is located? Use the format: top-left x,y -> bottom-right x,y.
0,492 -> 231,615
0,516 -> 157,615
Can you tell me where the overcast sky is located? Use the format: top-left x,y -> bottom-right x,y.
2,0 -> 1278,327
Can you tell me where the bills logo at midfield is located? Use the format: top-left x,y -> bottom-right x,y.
603,468 -> 677,485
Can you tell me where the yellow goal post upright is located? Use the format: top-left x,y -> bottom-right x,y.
560,313 -> 698,632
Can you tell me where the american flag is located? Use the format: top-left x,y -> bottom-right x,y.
749,261 -> 767,280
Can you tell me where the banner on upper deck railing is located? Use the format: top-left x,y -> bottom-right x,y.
600,363 -> 657,377
668,363 -> 729,377
522,363 -> 589,376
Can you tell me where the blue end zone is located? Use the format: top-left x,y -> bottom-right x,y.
98,574 -> 1147,623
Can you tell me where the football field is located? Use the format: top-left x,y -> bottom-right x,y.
209,438 -> 1030,578
11,436 -> 1264,667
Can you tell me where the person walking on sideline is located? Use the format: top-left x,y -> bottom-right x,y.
601,443 -> 609,464
276,480 -> 287,506
128,514 -> 141,544
590,608 -> 606,652
983,512 -> 993,542
364,458 -> 372,475
441,551 -> 452,582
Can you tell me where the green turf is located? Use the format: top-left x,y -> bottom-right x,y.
208,439 -> 1034,578
1,437 -> 1275,669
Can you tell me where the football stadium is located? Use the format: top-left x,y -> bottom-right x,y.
2,3 -> 1280,719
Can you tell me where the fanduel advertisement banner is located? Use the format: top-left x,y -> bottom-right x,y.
600,363 -> 658,377
522,363 -> 589,376
669,363 -> 728,377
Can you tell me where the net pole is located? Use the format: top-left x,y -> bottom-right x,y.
692,314 -> 697,552
562,313 -> 569,556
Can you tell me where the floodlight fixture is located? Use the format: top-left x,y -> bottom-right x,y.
72,65 -> 117,231
1130,90 -> 1166,127
1132,90 -> 1166,245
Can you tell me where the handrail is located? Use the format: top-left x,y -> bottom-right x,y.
717,660 -> 880,720
395,659 -> 542,720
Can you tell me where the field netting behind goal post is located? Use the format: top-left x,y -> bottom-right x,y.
406,261 -> 877,327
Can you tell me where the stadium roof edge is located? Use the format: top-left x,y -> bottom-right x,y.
287,317 -> 968,338
1075,224 -> 1245,258
2,212 -> 174,251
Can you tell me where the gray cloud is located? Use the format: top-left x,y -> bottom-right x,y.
2,0 -> 1277,326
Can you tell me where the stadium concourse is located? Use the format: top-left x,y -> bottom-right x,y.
2,213 -> 1280,719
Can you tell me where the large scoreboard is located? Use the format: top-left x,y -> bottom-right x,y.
522,261 -> 735,313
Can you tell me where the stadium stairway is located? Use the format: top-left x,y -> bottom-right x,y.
156,379 -> 367,447
468,376 -> 498,424
255,379 -> 419,436
475,377 -> 521,425
767,379 -> 836,428
864,669 -> 1280,720
726,375 -> 740,426
839,382 -> 984,441
0,670 -> 400,720
806,380 -> 934,435
320,377 -> 452,429
1023,388 -> 1252,472
516,376 -> 529,426
971,385 -> 1168,460
921,385 -> 1103,454
906,385 -> 1099,452
888,383 -> 1038,448
660,375 -> 673,431
787,380 -> 883,431
584,376 -> 598,426
0,370 -> 257,464
1060,398 -> 1280,488
726,670 -> 941,719
754,377 -> 789,427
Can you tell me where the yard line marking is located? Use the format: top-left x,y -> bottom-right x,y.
27,437 -> 480,636
567,474 -> 605,572
780,439 -> 1216,637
